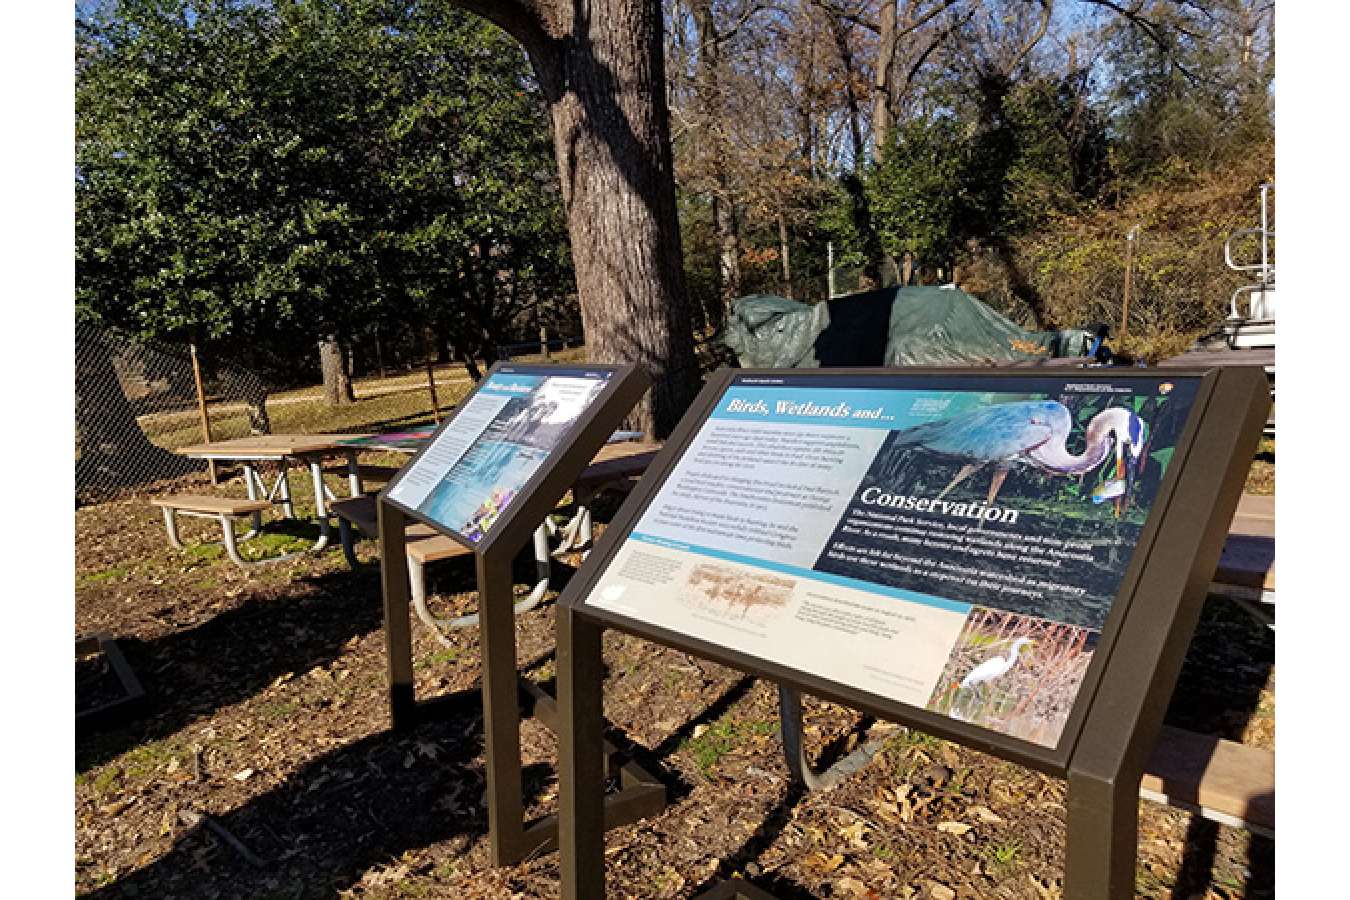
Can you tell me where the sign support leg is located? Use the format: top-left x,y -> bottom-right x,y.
1065,767 -> 1139,899
378,499 -> 417,729
478,552 -> 527,866
559,606 -> 606,900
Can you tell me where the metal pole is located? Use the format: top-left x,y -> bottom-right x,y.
1259,182 -> 1270,283
378,499 -> 417,728
558,606 -> 607,900
477,551 -> 527,865
189,343 -> 218,484
1064,768 -> 1140,899
540,324 -> 551,360
1120,226 -> 1139,343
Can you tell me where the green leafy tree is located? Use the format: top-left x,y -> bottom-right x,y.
868,115 -> 967,278
77,0 -> 570,408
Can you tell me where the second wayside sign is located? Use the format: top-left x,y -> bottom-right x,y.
581,369 -> 1201,753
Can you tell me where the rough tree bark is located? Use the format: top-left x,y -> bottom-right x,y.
318,334 -> 356,405
450,0 -> 702,439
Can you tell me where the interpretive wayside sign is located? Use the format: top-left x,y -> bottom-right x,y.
585,372 -> 1199,749
386,367 -> 613,542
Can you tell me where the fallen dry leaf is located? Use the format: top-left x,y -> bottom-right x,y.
927,882 -> 957,900
231,768 -> 254,782
808,852 -> 845,873
833,875 -> 868,896
839,820 -> 868,847
969,805 -> 1003,824
937,821 -> 973,836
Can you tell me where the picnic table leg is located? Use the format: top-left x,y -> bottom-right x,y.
277,459 -> 296,519
242,463 -> 264,535
161,507 -> 184,549
345,450 -> 363,497
406,525 -> 550,638
306,459 -> 332,552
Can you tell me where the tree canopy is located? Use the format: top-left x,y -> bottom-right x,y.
76,0 -> 570,385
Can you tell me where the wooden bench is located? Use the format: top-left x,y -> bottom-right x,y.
151,494 -> 280,569
1212,493 -> 1274,626
1141,726 -> 1274,836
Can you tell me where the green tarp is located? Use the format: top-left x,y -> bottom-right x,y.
722,286 -> 1096,369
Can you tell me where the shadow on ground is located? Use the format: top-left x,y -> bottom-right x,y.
76,534 -> 547,774
83,684 -> 550,899
1163,595 -> 1275,898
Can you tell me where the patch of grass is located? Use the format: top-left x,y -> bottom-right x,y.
88,767 -> 122,796
119,740 -> 183,780
77,564 -> 132,587
394,878 -> 434,898
681,718 -> 778,776
186,543 -> 225,562
240,530 -> 313,561
257,699 -> 301,721
943,765 -> 974,796
884,727 -> 945,777
981,839 -> 1023,872
416,648 -> 461,669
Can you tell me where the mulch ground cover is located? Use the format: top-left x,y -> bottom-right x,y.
75,466 -> 1274,900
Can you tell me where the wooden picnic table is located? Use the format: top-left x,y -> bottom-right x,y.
178,433 -> 373,552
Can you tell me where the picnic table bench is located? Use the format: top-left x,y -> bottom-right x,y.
1211,493 -> 1274,626
155,434 -> 374,568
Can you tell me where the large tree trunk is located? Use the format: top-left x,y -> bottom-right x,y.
454,0 -> 702,439
318,334 -> 355,405
714,194 -> 742,306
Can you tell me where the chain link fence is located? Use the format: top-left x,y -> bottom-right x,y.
75,322 -> 585,505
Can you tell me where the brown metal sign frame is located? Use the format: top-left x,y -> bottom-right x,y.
375,361 -> 665,867
554,365 -> 1270,899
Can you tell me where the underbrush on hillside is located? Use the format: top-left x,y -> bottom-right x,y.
960,144 -> 1274,362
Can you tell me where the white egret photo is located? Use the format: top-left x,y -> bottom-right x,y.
926,607 -> 1099,747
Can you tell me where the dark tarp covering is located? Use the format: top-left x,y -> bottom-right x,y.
722,286 -> 1095,368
